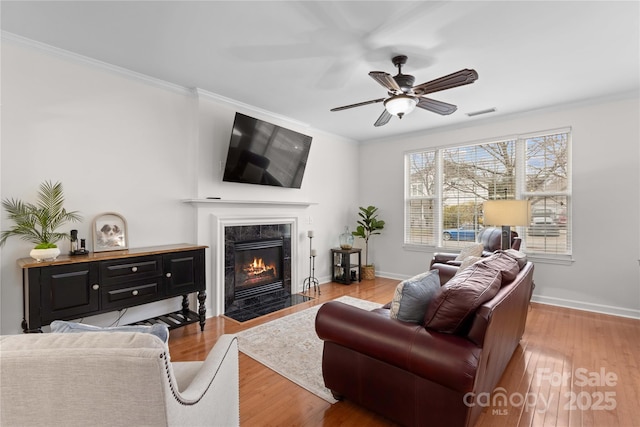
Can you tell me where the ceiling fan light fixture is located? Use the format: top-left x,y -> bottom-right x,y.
384,95 -> 418,118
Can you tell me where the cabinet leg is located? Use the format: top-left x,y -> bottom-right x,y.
197,290 -> 207,331
181,294 -> 189,312
22,319 -> 43,333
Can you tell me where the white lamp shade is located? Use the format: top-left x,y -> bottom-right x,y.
483,200 -> 531,226
384,95 -> 418,117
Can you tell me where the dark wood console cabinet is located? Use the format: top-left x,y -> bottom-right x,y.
19,244 -> 207,333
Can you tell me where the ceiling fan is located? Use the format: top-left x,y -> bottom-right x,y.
330,55 -> 478,127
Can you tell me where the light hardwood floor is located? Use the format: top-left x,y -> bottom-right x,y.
168,278 -> 640,427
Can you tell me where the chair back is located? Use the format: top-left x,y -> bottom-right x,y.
477,227 -> 521,252
1,332 -> 171,426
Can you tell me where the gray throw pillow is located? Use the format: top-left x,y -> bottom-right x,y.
50,320 -> 169,343
390,270 -> 440,323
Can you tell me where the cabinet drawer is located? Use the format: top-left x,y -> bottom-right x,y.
100,256 -> 162,284
101,281 -> 160,311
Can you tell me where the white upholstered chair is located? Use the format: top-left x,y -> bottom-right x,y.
0,332 -> 239,427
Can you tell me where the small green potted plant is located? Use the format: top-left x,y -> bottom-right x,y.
352,205 -> 385,280
0,181 -> 82,261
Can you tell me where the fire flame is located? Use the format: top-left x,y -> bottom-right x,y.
246,257 -> 276,276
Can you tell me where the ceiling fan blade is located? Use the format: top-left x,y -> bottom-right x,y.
374,109 -> 392,127
330,98 -> 385,112
369,71 -> 402,93
412,69 -> 478,96
416,97 -> 458,115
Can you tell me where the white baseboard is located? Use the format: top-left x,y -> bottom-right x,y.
531,295 -> 640,320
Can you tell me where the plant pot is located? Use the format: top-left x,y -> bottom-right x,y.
361,265 -> 375,280
30,247 -> 61,262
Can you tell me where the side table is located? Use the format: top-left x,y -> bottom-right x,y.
331,248 -> 362,285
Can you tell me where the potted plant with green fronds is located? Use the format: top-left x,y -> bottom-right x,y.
352,205 -> 385,280
0,181 -> 82,261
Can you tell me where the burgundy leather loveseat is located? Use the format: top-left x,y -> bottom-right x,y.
315,252 -> 534,427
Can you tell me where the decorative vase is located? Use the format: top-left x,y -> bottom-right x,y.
30,247 -> 61,262
339,226 -> 354,249
362,264 -> 375,280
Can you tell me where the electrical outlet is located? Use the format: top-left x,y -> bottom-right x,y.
308,216 -> 313,224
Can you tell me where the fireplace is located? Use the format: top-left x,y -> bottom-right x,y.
234,238 -> 284,299
184,200 -> 313,318
224,223 -> 292,313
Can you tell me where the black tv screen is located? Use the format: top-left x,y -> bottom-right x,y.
222,113 -> 312,188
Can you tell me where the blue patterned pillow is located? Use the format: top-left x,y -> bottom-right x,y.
390,270 -> 441,323
50,320 -> 169,343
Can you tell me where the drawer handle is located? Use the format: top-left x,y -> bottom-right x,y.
165,273 -> 172,278
92,284 -> 100,291
131,267 -> 138,272
132,290 -> 139,296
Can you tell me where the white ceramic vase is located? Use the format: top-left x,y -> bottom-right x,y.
30,247 -> 61,262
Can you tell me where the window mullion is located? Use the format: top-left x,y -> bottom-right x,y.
435,149 -> 444,247
515,137 -> 526,199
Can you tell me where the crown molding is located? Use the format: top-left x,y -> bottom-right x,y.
2,31 -> 322,133
2,30 -> 192,95
193,88 -> 310,129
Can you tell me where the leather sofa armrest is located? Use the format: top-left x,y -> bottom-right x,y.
430,252 -> 458,268
432,252 -> 458,263
430,262 -> 459,285
316,301 -> 480,392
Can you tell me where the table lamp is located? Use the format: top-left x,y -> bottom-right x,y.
483,200 -> 531,249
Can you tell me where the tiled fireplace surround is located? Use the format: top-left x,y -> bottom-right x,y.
223,223 -> 292,310
186,200 -> 307,317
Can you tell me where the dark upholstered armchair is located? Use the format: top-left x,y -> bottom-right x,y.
430,227 -> 521,268
477,227 -> 521,251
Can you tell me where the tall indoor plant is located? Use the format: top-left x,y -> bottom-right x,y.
0,181 -> 82,261
352,205 -> 385,280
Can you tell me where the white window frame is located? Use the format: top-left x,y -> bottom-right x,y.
404,127 -> 572,262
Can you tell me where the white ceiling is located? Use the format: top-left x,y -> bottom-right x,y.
2,1 -> 639,142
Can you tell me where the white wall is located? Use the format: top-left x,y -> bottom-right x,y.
0,39 -> 359,334
357,95 -> 640,318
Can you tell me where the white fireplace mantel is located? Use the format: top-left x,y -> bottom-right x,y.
182,199 -> 317,208
184,199 -> 310,318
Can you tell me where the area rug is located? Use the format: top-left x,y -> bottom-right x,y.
236,295 -> 382,403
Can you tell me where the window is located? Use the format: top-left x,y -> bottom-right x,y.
405,128 -> 571,256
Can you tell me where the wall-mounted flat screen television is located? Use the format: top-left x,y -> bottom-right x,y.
222,113 -> 312,189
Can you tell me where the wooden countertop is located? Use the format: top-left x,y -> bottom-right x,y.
17,243 -> 208,269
